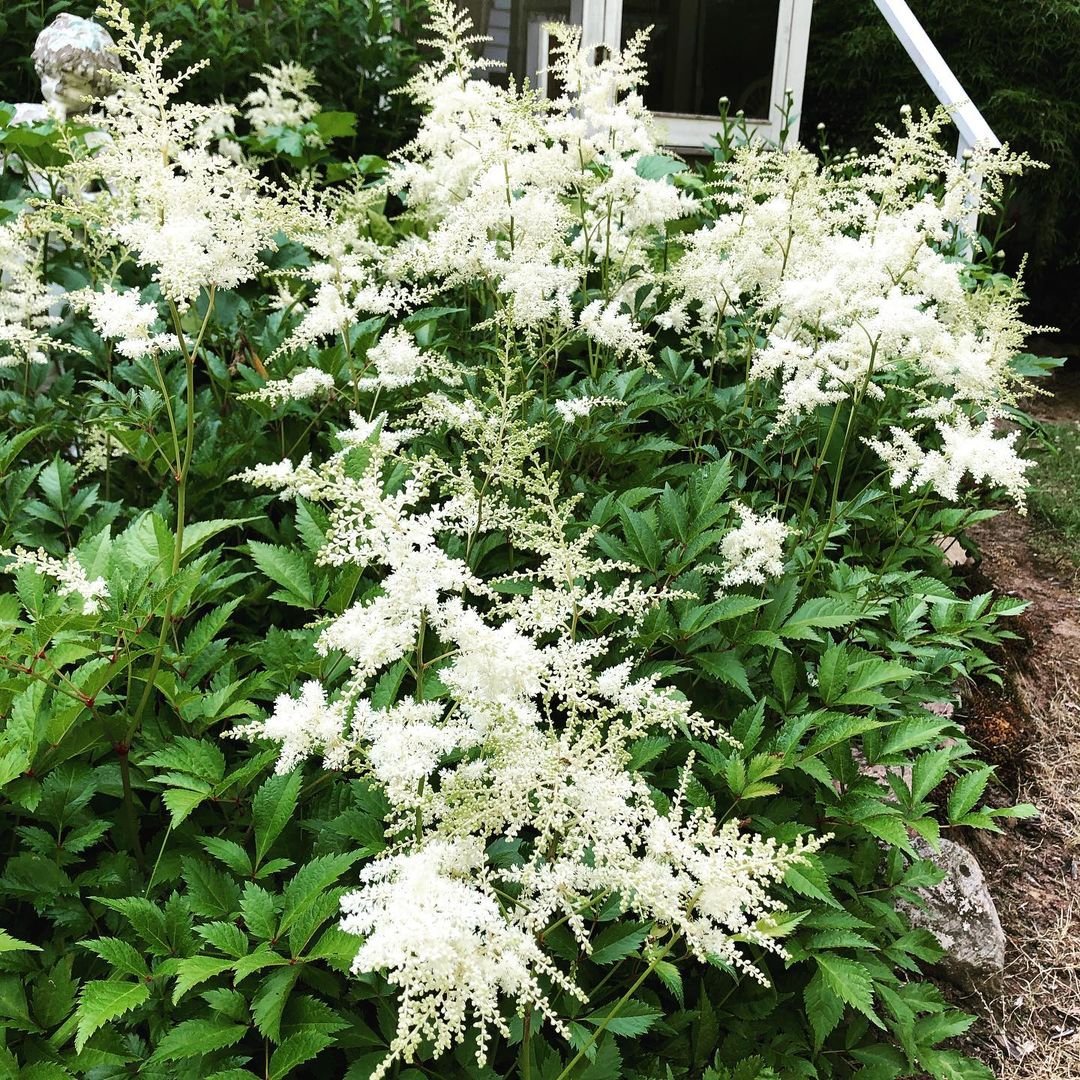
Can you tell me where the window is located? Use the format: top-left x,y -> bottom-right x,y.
461,0 -> 813,148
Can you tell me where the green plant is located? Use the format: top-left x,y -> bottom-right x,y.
0,0 -> 427,157
1028,418 -> 1080,565
0,3 -> 1053,1077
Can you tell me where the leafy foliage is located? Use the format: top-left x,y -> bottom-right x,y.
0,4 -> 1052,1078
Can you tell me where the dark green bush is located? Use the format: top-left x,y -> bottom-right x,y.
804,0 -> 1080,333
0,0 -> 427,156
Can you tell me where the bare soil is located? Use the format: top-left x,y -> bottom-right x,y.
954,509 -> 1080,1078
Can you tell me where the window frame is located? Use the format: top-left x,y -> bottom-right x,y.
526,0 -> 814,150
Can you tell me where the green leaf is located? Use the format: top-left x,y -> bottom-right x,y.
74,980 -> 150,1052
696,651 -> 753,698
200,836 -> 253,877
162,787 -> 208,827
249,541 -> 315,608
253,770 -> 303,868
252,966 -> 300,1042
589,922 -> 651,966
781,598 -> 861,640
784,857 -> 841,908
583,999 -> 661,1037
635,154 -> 687,180
241,884 -> 278,941
93,897 -> 171,956
803,968 -> 844,1048
196,920 -> 250,960
817,643 -> 848,704
279,852 -> 362,934
182,855 -> 242,919
78,938 -> 149,979
911,749 -> 954,804
268,1030 -> 336,1078
150,1017 -> 248,1062
172,956 -> 236,1003
0,929 -> 42,953
814,955 -> 882,1027
947,766 -> 994,822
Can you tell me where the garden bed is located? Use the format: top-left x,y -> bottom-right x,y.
955,362 -> 1080,1077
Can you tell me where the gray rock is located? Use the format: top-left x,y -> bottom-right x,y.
900,837 -> 1006,996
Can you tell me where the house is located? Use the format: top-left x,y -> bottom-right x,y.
460,0 -> 996,157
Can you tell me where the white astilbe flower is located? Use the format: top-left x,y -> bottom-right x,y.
0,221 -> 60,367
340,839 -> 581,1079
714,506 -> 792,588
79,286 -> 179,358
239,366 -> 335,406
244,62 -> 322,142
553,396 -> 617,423
53,2 -> 283,308
229,403 -> 818,1078
359,326 -> 448,391
2,547 -> 108,614
230,680 -> 350,773
579,300 -> 651,361
661,126 -> 1036,429
380,1 -> 689,338
865,413 -> 1034,511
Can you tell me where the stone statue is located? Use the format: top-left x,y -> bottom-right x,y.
24,13 -> 120,121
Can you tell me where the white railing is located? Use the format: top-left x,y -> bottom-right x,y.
872,0 -> 1000,158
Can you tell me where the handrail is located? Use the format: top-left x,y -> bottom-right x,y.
872,0 -> 1000,156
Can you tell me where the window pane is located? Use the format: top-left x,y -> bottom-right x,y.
620,0 -> 780,119
462,0 -> 576,91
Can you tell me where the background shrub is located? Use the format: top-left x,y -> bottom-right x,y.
804,0 -> 1080,335
0,0 -> 428,156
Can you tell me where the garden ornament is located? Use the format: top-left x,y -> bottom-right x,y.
31,13 -> 120,120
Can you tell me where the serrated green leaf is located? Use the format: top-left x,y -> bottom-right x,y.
200,836 -> 253,877
78,938 -> 149,979
182,855 -> 242,919
814,954 -> 882,1027
589,922 -> 651,966
252,966 -> 300,1041
253,770 -> 303,869
268,1030 -> 336,1078
947,766 -> 994,822
171,956 -> 236,1003
0,929 -> 42,953
74,980 -> 150,1052
150,1017 -> 248,1062
249,541 -> 314,608
803,968 -> 844,1048
241,884 -> 278,941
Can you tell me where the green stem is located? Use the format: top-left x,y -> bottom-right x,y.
553,932 -> 681,1080
520,1007 -> 532,1080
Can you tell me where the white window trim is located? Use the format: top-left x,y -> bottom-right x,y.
591,0 -> 814,150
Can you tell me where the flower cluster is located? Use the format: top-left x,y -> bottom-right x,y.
1,547 -> 108,614
715,505 -> 792,588
0,221 -> 62,367
49,0 -> 284,309
233,401 -> 817,1077
239,366 -> 336,406
244,62 -> 322,142
866,414 -> 1035,511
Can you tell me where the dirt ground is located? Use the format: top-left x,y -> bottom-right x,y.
950,364 -> 1080,1078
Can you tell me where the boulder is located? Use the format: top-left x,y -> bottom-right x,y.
900,837 -> 1006,996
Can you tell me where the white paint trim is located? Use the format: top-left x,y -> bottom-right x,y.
584,0 -> 812,148
871,0 -> 1000,152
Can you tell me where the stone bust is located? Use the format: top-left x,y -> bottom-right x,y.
30,13 -> 120,119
